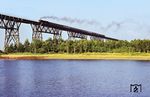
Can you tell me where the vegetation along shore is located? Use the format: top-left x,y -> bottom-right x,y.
1,38 -> 150,60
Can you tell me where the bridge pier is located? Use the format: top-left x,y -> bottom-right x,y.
67,32 -> 87,40
52,29 -> 62,40
31,24 -> 62,41
90,36 -> 103,40
31,24 -> 43,40
0,19 -> 21,49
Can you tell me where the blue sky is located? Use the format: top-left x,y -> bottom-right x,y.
0,0 -> 150,50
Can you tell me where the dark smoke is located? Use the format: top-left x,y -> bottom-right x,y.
40,16 -> 143,33
103,21 -> 124,32
101,19 -> 142,32
40,16 -> 100,25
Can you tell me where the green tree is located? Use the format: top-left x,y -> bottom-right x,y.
24,39 -> 30,52
5,44 -> 15,53
30,39 -> 43,53
17,43 -> 24,52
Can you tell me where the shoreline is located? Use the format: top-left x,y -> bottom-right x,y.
1,53 -> 150,60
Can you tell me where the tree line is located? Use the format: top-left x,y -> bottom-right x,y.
4,38 -> 150,53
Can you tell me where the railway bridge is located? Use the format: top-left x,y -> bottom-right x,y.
0,14 -> 119,49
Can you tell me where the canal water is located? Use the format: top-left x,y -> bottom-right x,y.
0,60 -> 150,97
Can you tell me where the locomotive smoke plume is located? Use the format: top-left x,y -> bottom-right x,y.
40,16 -> 100,25
101,19 -> 142,32
40,16 -> 142,33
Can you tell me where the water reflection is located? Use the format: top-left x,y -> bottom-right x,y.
18,61 -> 34,97
0,60 -> 150,97
2,60 -> 20,97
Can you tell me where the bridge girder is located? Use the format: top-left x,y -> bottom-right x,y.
0,18 -> 21,49
31,24 -> 62,40
67,32 -> 87,40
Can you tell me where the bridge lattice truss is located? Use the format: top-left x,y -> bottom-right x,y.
0,14 -> 118,49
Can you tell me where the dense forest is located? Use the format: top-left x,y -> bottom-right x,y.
4,38 -> 150,53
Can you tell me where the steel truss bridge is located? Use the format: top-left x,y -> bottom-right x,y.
0,13 -> 119,49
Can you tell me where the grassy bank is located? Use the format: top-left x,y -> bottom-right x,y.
0,53 -> 150,60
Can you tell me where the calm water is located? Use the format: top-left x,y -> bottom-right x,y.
0,60 -> 150,97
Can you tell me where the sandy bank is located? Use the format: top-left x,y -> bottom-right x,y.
0,53 -> 150,60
